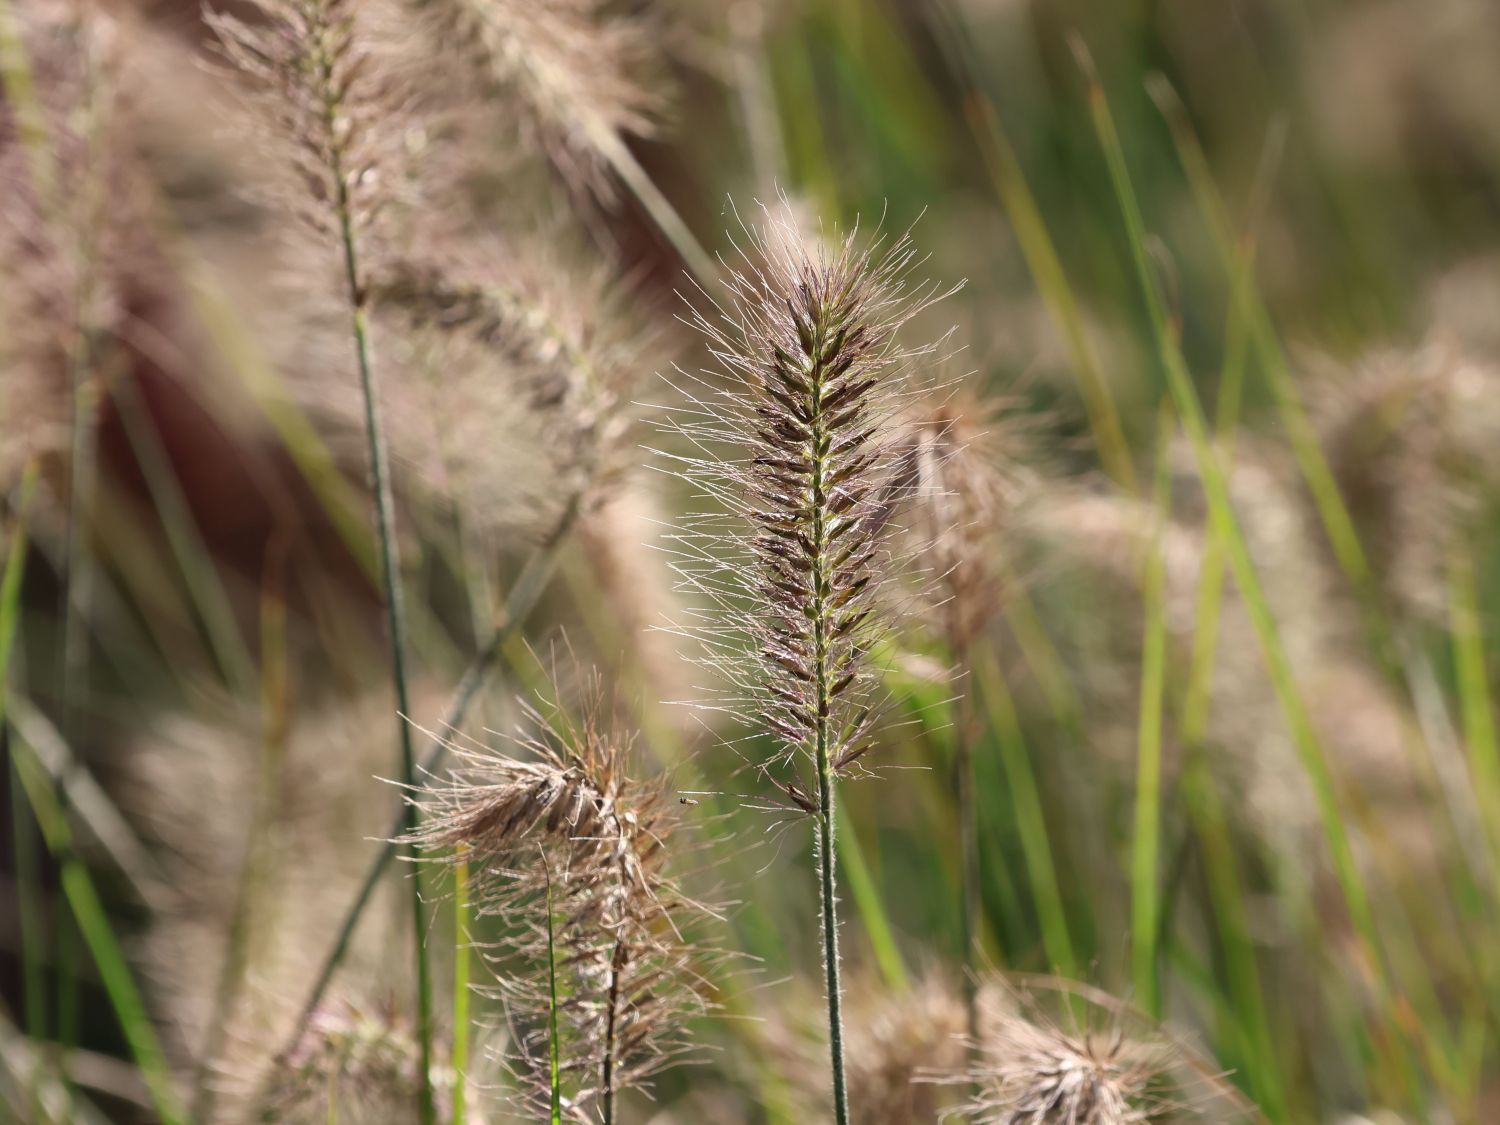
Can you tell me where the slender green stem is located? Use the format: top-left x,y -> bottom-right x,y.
974,648 -> 1077,978
452,847 -> 471,1125
953,657 -> 980,1045
191,572 -> 289,1121
312,27 -> 433,1118
1079,45 -> 1428,1101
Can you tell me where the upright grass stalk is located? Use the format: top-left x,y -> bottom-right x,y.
208,3 -> 435,1113
664,211 -> 953,1124
281,489 -> 584,1061
922,0 -> 1137,495
333,142 -> 436,1125
451,845 -> 471,1125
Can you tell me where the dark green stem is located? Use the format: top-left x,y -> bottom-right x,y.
954,657 -> 980,1051
313,27 -> 433,1122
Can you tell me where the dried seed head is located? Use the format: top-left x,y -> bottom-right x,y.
260,999 -> 484,1124
844,972 -> 969,1124
366,240 -> 655,534
963,980 -> 1236,1124
403,679 -> 723,1119
0,0 -> 147,493
406,0 -> 663,197
897,384 -> 1025,655
1311,344 -> 1500,620
207,0 -> 408,266
662,202 -> 956,801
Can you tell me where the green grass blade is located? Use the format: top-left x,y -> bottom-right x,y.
1076,41 -> 1424,1101
973,648 -> 1076,978
1450,546 -> 1500,869
834,803 -> 909,991
1130,404 -> 1174,1018
9,737 -> 185,1125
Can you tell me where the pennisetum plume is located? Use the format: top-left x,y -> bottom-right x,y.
660,203 -> 956,1123
403,680 -> 724,1123
898,386 -> 1020,1047
957,977 -> 1247,1123
205,2 -> 437,1119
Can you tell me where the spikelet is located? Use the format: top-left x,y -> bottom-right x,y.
661,203 -> 955,802
404,681 -> 721,1120
405,0 -> 662,196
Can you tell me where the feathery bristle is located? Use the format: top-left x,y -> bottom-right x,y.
662,204 -> 955,799
404,682 -> 720,1119
405,0 -> 662,196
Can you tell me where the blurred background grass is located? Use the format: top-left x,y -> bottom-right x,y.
4,0 -> 1500,1121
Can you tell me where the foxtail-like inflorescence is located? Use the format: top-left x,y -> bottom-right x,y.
405,0 -> 662,198
661,204 -> 956,1123
403,684 -> 723,1123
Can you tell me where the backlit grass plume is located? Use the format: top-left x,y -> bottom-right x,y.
406,0 -> 661,197
370,243 -> 649,534
662,205 -> 954,1123
404,683 -> 721,1123
961,981 -> 1238,1124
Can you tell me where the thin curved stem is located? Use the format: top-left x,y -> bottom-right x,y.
279,496 -> 580,1059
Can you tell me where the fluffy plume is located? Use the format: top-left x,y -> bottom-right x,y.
898,384 -> 1024,655
775,971 -> 968,1124
367,241 -> 654,534
261,999 -> 485,1124
206,0 -> 406,264
405,0 -> 663,196
963,981 -> 1235,1124
1311,344 -> 1500,620
0,0 -> 146,495
662,204 -> 955,804
122,681 -> 452,1122
404,682 -> 722,1120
